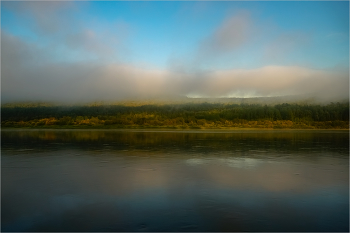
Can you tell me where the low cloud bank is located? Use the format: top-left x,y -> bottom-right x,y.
2,61 -> 348,103
1,29 -> 349,104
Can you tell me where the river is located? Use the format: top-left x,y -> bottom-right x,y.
1,129 -> 349,231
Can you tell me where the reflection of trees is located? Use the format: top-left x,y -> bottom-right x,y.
2,130 -> 349,156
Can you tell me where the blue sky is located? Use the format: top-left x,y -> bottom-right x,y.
1,1 -> 349,102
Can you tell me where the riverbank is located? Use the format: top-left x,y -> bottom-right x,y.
2,126 -> 349,131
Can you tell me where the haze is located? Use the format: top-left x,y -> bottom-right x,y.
1,1 -> 349,103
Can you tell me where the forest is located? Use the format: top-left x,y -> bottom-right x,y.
1,102 -> 349,129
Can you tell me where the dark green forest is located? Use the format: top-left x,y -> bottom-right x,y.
1,102 -> 349,129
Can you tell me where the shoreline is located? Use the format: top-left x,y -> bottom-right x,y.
2,127 -> 349,132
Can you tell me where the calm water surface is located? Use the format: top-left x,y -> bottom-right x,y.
1,129 -> 349,232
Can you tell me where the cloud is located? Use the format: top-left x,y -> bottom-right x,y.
2,1 -> 81,36
1,2 -> 348,104
2,1 -> 130,63
64,24 -> 128,61
2,31 -> 348,103
1,32 -> 43,67
170,10 -> 265,72
263,31 -> 311,62
197,11 -> 253,58
187,66 -> 349,100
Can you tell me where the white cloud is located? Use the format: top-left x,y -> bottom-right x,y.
2,31 -> 348,103
2,1 -> 79,35
187,66 -> 348,100
1,5 -> 348,104
197,11 -> 253,59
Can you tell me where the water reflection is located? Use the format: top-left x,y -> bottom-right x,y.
1,129 -> 349,231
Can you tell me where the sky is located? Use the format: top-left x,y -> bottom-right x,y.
1,1 -> 349,103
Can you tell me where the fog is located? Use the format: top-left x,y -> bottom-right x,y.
1,1 -> 349,104
2,30 -> 348,103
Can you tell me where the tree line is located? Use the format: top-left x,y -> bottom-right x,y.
2,102 -> 349,129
